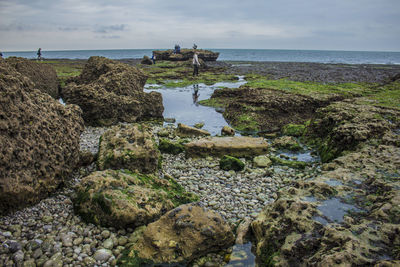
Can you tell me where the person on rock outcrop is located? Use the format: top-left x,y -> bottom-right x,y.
0,51 -> 3,58
193,52 -> 200,76
193,43 -> 198,49
151,53 -> 156,64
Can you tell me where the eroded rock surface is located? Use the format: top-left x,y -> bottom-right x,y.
63,56 -> 163,126
152,49 -> 219,61
185,136 -> 268,158
6,57 -> 59,98
176,123 -> 211,137
73,170 -> 198,228
0,58 -> 84,215
121,203 -> 234,264
97,124 -> 160,174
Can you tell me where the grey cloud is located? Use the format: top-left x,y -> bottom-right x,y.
93,24 -> 127,33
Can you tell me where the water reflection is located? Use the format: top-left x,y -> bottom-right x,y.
192,84 -> 200,106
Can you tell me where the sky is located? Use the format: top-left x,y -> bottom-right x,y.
1,0 -> 400,52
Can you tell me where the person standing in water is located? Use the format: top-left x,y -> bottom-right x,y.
192,52 -> 200,76
37,48 -> 42,60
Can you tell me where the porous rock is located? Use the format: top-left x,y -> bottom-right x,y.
73,170 -> 198,228
0,58 -> 84,215
6,57 -> 59,98
123,203 -> 234,264
97,124 -> 159,174
176,123 -> 211,137
185,136 -> 268,158
63,56 -> 163,126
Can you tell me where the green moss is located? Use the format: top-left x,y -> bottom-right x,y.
220,155 -> 245,171
234,114 -> 260,132
270,156 -> 308,169
158,138 -> 185,154
117,249 -> 153,267
198,98 -> 226,108
282,123 -> 306,137
258,243 -> 279,267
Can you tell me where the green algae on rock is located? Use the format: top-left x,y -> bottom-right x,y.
219,155 -> 245,171
97,124 -> 160,174
119,203 -> 234,265
273,136 -> 302,151
73,170 -> 198,228
158,138 -> 186,155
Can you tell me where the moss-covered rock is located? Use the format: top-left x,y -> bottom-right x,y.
120,203 -> 234,265
97,124 -> 160,174
219,155 -> 245,171
304,101 -> 399,162
253,155 -> 272,168
73,170 -> 198,228
281,123 -> 307,137
273,136 -> 302,151
270,156 -> 308,169
158,139 -> 185,155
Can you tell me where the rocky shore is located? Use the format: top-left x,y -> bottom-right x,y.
1,56 -> 399,266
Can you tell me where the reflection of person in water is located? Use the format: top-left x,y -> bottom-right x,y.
192,84 -> 199,106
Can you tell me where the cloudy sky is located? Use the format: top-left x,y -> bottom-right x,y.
1,0 -> 399,52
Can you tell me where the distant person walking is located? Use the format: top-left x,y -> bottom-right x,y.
193,43 -> 197,49
37,48 -> 42,61
151,53 -> 156,64
192,52 -> 200,76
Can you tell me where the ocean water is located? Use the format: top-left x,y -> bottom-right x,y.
3,48 -> 400,64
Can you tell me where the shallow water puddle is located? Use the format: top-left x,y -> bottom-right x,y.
225,242 -> 256,267
144,78 -> 246,135
278,149 -> 318,162
314,197 -> 363,225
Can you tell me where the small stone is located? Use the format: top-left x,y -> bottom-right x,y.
33,248 -> 43,259
117,236 -> 128,246
41,215 -> 53,223
84,257 -> 96,266
103,238 -> 114,249
101,230 -> 111,239
13,250 -> 24,263
23,259 -> 36,267
73,237 -> 83,246
93,249 -> 112,262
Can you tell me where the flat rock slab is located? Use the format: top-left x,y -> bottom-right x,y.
185,136 -> 268,158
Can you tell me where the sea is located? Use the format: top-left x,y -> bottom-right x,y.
2,49 -> 400,65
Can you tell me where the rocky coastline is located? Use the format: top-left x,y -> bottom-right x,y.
1,56 -> 399,266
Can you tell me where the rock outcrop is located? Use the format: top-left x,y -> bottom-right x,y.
63,56 -> 163,126
97,124 -> 160,174
6,57 -> 59,98
305,100 -> 398,162
0,58 -> 84,215
252,99 -> 400,266
73,170 -> 198,228
208,87 -> 339,132
185,136 -> 268,158
152,49 -> 219,61
120,203 -> 234,264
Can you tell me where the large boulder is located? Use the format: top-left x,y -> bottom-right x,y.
176,123 -> 211,137
185,136 -> 268,158
97,124 -> 160,174
73,170 -> 198,228
120,203 -> 234,264
63,56 -> 163,126
0,58 -> 84,215
152,49 -> 219,61
6,57 -> 59,98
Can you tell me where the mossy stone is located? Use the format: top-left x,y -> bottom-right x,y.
158,139 -> 185,155
282,123 -> 306,137
219,155 -> 245,171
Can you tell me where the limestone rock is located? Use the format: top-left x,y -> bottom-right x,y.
73,170 -> 198,228
253,155 -> 272,168
141,55 -> 153,65
185,136 -> 268,158
6,57 -> 59,98
0,58 -> 84,215
63,56 -> 163,126
152,49 -> 219,61
273,136 -> 302,151
97,124 -> 160,174
122,203 -> 234,264
221,125 -> 235,136
176,123 -> 211,137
